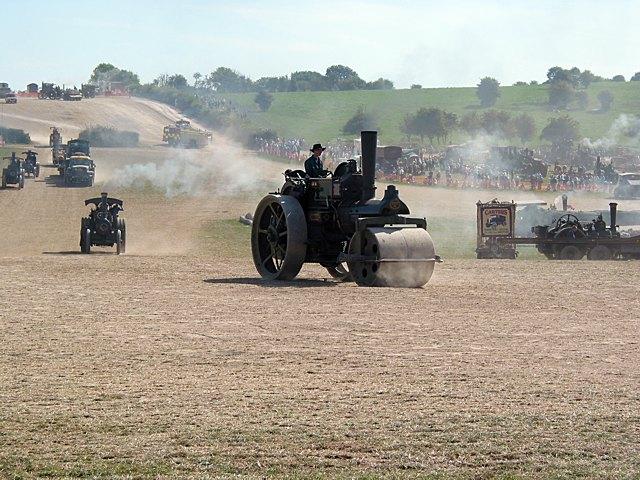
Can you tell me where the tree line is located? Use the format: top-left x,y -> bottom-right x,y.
191,65 -> 393,93
341,105 -> 582,150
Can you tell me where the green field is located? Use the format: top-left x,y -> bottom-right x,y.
223,81 -> 640,146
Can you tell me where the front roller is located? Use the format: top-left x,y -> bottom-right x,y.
347,227 -> 437,288
252,194 -> 307,280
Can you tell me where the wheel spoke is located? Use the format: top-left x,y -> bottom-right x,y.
258,229 -> 268,235
268,204 -> 278,221
278,230 -> 288,238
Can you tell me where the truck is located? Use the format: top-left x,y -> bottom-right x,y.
162,120 -> 211,148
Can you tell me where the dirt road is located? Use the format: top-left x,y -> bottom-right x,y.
1,97 -> 639,478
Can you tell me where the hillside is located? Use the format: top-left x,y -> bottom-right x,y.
221,81 -> 640,145
0,96 -> 196,145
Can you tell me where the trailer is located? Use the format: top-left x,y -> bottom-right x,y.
476,200 -> 640,260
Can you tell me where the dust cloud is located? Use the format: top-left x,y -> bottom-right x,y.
102,136 -> 281,198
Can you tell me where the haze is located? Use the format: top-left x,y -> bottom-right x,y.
3,0 -> 639,89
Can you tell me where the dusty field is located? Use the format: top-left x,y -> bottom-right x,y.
1,97 -> 639,478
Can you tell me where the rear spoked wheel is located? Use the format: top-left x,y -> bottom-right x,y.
252,194 -> 307,280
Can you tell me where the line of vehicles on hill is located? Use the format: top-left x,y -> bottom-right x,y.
1,128 -> 124,255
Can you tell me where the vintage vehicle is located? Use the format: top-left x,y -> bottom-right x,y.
64,156 -> 95,186
81,84 -> 97,98
80,193 -> 126,254
22,150 -> 40,178
58,139 -> 91,174
251,131 -> 439,287
62,88 -> 83,101
1,153 -> 25,189
162,120 -> 211,148
39,82 -> 62,100
613,173 -> 640,199
50,127 -> 62,147
4,92 -> 17,104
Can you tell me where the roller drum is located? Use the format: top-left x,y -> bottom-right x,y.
348,227 -> 436,287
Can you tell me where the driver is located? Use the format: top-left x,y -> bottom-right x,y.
304,143 -> 327,178
593,214 -> 607,232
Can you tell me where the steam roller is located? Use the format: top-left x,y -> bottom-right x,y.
251,131 -> 439,287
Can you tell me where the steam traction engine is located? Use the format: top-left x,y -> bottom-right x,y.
251,131 -> 439,287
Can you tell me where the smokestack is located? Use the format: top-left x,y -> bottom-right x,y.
360,130 -> 377,202
609,202 -> 617,232
562,194 -> 568,211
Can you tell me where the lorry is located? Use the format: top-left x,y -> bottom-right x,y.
162,120 -> 211,148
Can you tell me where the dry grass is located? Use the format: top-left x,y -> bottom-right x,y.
2,257 -> 639,479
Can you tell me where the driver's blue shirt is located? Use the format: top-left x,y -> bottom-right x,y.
304,155 -> 323,178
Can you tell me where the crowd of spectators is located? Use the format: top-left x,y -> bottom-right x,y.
254,137 -> 306,162
250,136 -> 622,193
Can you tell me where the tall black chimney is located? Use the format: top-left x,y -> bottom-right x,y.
360,130 -> 377,202
609,202 -> 617,232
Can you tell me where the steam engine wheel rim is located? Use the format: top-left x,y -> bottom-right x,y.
252,194 -> 307,281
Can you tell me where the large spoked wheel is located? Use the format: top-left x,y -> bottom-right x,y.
252,194 -> 307,281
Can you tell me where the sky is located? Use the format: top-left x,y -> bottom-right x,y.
2,0 -> 639,90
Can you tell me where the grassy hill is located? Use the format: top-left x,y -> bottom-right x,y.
221,81 -> 640,146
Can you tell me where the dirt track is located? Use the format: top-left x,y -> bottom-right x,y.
1,97 -> 639,478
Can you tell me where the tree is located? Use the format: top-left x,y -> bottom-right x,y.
548,80 -> 575,109
530,80 -> 539,86
255,76 -> 290,92
576,90 -> 589,110
342,106 -> 377,135
460,112 -> 482,137
411,107 -> 452,144
410,84 -> 422,89
442,112 -> 458,143
597,90 -> 614,111
513,81 -> 528,86
90,63 -> 116,82
400,114 -> 417,141
254,90 -> 274,112
289,71 -> 328,91
513,114 -> 536,143
481,110 -> 513,138
579,70 -> 596,88
540,115 -> 580,147
167,74 -> 187,89
193,72 -> 202,88
89,63 -> 139,87
204,67 -> 252,92
365,78 -> 394,90
325,65 -> 365,90
612,74 -> 626,82
631,72 -> 640,81
476,77 -> 500,107
546,66 -> 570,84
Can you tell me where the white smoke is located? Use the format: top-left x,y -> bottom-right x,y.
581,114 -> 640,150
103,142 -> 280,197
